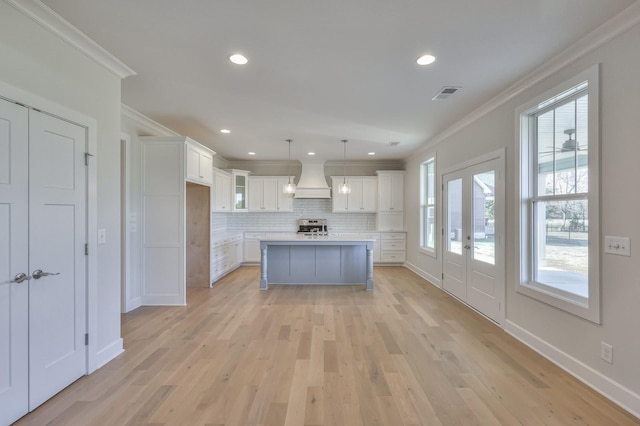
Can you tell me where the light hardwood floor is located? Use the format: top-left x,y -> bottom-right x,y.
15,266 -> 639,425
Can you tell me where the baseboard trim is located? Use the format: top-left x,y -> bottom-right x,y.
94,338 -> 124,371
504,320 -> 640,419
405,261 -> 441,288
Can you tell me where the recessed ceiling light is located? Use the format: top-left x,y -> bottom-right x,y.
307,152 -> 315,156
368,152 -> 376,156
248,152 -> 256,155
229,54 -> 248,65
416,54 -> 436,65
220,129 -> 231,134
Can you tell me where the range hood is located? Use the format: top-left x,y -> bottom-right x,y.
294,162 -> 331,198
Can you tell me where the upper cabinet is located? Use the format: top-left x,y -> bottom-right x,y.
248,176 -> 294,212
230,170 -> 250,212
377,171 -> 404,212
185,140 -> 214,185
331,177 -> 377,213
377,171 -> 405,231
212,168 -> 231,212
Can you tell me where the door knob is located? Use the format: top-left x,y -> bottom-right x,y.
32,269 -> 60,280
464,245 -> 471,250
2,272 -> 30,284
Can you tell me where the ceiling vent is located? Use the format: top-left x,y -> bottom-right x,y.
432,86 -> 462,100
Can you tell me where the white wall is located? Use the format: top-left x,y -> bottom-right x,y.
0,2 -> 123,365
405,18 -> 640,414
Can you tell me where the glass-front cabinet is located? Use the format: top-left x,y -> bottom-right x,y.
230,170 -> 249,212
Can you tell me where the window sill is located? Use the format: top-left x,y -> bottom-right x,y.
516,280 -> 599,324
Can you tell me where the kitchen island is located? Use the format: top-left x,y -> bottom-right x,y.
259,235 -> 375,290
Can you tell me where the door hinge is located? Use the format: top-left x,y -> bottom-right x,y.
442,272 -> 444,280
84,152 -> 94,166
85,333 -> 89,345
85,243 -> 88,255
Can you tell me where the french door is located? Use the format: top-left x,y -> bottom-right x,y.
0,98 -> 87,424
442,156 -> 504,323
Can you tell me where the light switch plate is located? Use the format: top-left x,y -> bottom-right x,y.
604,236 -> 630,256
98,228 -> 106,244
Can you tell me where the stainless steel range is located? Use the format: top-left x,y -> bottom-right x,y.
297,219 -> 328,236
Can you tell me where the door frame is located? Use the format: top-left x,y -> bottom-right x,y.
1,81 -> 99,373
440,148 -> 505,324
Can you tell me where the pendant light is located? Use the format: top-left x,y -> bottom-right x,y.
338,139 -> 351,194
282,139 -> 296,194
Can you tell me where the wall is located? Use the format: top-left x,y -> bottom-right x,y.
0,2 -> 123,367
404,15 -> 640,415
219,198 -> 377,233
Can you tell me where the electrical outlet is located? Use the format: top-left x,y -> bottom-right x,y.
601,342 -> 613,364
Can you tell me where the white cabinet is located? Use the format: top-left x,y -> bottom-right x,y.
380,232 -> 406,263
211,233 -> 243,284
230,169 -> 249,212
248,177 -> 294,212
331,177 -> 377,212
244,232 -> 265,262
377,171 -> 404,231
377,171 -> 404,211
186,140 -> 214,185
212,168 -> 231,212
140,136 -> 215,305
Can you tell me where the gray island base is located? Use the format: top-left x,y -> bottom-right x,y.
259,236 -> 375,290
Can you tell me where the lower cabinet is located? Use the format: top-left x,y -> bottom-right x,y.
243,232 -> 265,263
380,232 -> 406,263
211,233 -> 243,284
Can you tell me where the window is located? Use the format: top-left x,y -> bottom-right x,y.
420,157 -> 436,254
516,65 -> 600,323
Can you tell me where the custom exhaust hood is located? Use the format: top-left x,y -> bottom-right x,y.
294,162 -> 331,198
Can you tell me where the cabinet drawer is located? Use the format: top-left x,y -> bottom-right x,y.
382,232 -> 406,240
381,251 -> 406,262
211,245 -> 230,262
381,240 -> 405,251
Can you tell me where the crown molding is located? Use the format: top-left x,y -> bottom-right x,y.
5,0 -> 136,79
411,0 -> 640,158
121,104 -> 179,137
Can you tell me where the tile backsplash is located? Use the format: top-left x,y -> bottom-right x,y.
212,198 -> 376,232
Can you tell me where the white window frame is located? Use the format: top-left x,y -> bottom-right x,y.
515,65 -> 600,323
420,156 -> 437,256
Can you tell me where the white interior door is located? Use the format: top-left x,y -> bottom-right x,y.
28,110 -> 87,409
0,100 -> 87,424
442,157 -> 503,323
0,98 -> 30,425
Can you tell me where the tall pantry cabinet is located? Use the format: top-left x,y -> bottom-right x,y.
140,136 -> 215,305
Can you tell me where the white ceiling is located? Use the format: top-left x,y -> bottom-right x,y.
43,0 -> 635,162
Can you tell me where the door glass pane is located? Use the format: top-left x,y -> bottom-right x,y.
533,199 -> 588,297
473,171 -> 495,265
447,178 -> 462,254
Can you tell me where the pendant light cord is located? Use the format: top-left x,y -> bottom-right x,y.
342,139 -> 347,184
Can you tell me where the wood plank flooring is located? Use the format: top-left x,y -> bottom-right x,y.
14,266 -> 639,425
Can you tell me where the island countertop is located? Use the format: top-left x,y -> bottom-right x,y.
260,234 -> 375,243
259,236 -> 375,290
